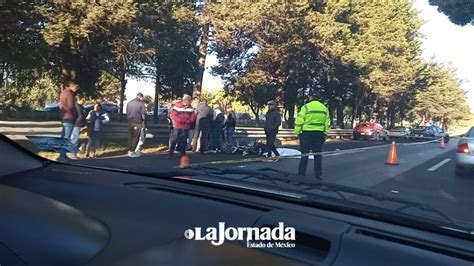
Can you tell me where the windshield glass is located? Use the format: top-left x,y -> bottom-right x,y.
467,128 -> 474,137
1,0 -> 473,234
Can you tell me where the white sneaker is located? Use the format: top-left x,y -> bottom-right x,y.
67,153 -> 78,160
128,151 -> 140,158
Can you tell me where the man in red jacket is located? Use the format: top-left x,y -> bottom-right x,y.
168,94 -> 196,158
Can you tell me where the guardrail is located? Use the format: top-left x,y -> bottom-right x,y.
0,121 -> 356,140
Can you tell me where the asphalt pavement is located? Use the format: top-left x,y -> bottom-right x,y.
369,150 -> 474,228
78,137 -> 474,230
79,139 -> 396,173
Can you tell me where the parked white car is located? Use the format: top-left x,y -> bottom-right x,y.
455,126 -> 474,176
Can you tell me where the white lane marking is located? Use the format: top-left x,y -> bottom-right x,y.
427,158 -> 451,171
440,190 -> 457,202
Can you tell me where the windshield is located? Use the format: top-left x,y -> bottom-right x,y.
467,128 -> 474,137
1,0 -> 473,235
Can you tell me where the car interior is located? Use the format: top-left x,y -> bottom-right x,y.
0,134 -> 473,266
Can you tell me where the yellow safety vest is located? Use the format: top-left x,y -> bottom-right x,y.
294,100 -> 331,135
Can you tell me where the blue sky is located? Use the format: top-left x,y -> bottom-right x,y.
127,0 -> 474,110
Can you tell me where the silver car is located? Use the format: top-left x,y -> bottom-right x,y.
455,126 -> 474,176
388,126 -> 411,139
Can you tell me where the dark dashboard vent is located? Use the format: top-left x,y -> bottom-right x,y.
124,182 -> 272,212
356,229 -> 474,262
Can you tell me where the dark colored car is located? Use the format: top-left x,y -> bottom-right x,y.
353,122 -> 389,140
148,108 -> 168,117
102,103 -> 120,114
236,112 -> 252,121
84,102 -> 120,114
411,125 -> 449,143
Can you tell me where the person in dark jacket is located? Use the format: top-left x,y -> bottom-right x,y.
210,104 -> 225,152
69,95 -> 87,159
263,100 -> 281,157
85,104 -> 110,158
187,97 -> 200,150
169,94 -> 196,158
192,100 -> 213,153
224,110 -> 236,140
126,93 -> 146,158
59,81 -> 79,161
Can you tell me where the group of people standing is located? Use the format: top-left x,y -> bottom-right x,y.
60,83 -> 330,179
165,95 -> 285,159
59,81 -> 109,161
166,94 -> 237,158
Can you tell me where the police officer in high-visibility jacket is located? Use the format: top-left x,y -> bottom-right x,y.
294,94 -> 331,179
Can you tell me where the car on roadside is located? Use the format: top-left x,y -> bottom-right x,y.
84,103 -> 94,114
388,126 -> 412,139
84,102 -> 120,114
455,126 -> 474,176
147,108 -> 168,118
102,102 -> 120,114
43,102 -> 60,112
353,122 -> 389,140
411,124 -> 449,143
236,112 -> 252,121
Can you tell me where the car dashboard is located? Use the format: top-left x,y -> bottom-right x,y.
0,136 -> 473,265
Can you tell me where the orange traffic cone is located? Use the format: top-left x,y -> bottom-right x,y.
386,141 -> 399,165
439,137 -> 445,149
179,155 -> 190,168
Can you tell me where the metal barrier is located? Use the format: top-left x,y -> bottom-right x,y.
5,121 -> 450,141
0,121 -> 357,140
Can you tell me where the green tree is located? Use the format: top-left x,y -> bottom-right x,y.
137,1 -> 199,122
1,75 -> 59,110
201,90 -> 252,114
410,64 -> 470,130
95,71 -> 122,103
232,70 -> 277,122
22,76 -> 59,110
207,2 -> 327,127
0,1 -> 50,108
429,0 -> 474,25
143,95 -> 154,112
38,1 -> 138,94
305,0 -> 425,128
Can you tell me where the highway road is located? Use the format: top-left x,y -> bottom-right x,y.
80,138 -> 473,230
